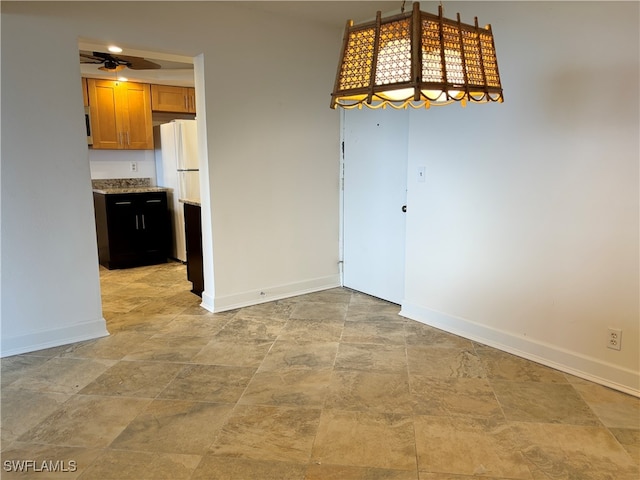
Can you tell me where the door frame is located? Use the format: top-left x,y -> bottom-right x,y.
339,108 -> 346,286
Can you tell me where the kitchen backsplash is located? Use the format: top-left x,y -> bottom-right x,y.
91,178 -> 152,189
89,149 -> 157,181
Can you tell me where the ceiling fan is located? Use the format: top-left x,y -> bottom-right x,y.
79,51 -> 161,72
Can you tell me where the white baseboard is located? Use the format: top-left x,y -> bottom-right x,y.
207,274 -> 341,313
200,290 -> 215,313
1,318 -> 109,358
400,301 -> 640,398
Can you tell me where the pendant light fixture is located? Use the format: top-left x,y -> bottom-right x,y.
330,1 -> 503,109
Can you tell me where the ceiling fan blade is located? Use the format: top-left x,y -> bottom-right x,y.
79,50 -> 164,72
117,55 -> 162,70
79,52 -> 105,63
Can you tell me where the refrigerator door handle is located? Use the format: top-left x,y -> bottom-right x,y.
175,124 -> 183,169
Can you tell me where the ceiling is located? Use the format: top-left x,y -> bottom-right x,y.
79,49 -> 195,87
78,1 -> 403,86
235,1 -> 405,28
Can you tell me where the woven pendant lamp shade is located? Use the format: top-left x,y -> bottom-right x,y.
330,2 -> 503,109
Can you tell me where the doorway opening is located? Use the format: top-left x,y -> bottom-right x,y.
79,39 -> 210,329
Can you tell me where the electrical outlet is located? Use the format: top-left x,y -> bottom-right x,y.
607,328 -> 622,351
130,162 -> 138,172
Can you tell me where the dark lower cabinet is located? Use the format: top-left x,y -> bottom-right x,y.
183,202 -> 204,296
93,191 -> 171,269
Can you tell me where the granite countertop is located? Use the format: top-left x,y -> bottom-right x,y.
91,177 -> 171,195
93,186 -> 172,194
179,198 -> 201,207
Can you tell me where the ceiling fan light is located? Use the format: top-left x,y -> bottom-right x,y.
98,63 -> 125,72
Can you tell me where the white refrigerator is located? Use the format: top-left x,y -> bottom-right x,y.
155,119 -> 200,262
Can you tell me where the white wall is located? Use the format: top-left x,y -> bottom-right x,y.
1,8 -> 109,354
1,2 -> 342,354
88,150 -> 157,181
400,2 -> 639,394
200,3 -> 342,310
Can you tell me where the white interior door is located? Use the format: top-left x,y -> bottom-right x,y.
342,108 -> 409,304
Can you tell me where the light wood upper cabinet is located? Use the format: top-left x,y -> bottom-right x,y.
186,88 -> 196,113
87,79 -> 154,150
151,84 -> 196,114
81,78 -> 89,107
122,82 -> 155,149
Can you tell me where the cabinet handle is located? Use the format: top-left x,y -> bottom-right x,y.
115,201 -> 132,205
185,95 -> 188,110
146,199 -> 162,203
126,131 -> 130,146
141,214 -> 146,230
135,215 -> 139,230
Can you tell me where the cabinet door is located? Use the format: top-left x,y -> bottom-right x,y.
81,78 -> 89,107
138,194 -> 170,257
106,196 -> 140,265
120,82 -> 154,149
184,203 -> 204,296
87,79 -> 122,149
87,79 -> 153,150
151,84 -> 189,113
186,87 -> 196,113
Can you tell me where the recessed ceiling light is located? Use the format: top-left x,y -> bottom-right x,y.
107,45 -> 122,53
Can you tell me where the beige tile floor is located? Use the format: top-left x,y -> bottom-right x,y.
2,261 -> 639,479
